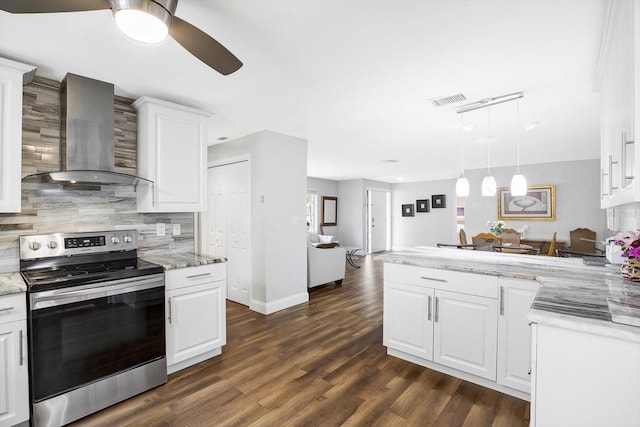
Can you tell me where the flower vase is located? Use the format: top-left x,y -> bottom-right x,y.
621,258 -> 640,282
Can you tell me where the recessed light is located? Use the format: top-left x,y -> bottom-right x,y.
217,136 -> 229,141
524,121 -> 540,131
382,159 -> 399,163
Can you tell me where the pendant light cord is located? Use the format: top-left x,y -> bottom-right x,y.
486,107 -> 491,174
460,114 -> 465,173
516,99 -> 521,173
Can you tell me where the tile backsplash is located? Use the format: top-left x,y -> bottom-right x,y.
0,76 -> 195,273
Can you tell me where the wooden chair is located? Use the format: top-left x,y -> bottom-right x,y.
459,229 -> 468,246
546,232 -> 557,256
569,228 -> 604,255
500,228 -> 521,246
472,232 -> 502,251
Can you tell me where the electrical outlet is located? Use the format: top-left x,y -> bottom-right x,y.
173,224 -> 181,236
156,223 -> 165,237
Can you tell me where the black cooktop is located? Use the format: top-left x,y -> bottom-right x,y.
22,258 -> 164,292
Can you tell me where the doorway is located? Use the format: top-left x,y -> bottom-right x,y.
201,160 -> 251,306
367,189 -> 390,253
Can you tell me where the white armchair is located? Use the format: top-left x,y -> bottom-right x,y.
307,233 -> 346,288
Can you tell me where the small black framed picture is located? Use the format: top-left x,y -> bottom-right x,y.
432,194 -> 446,208
402,204 -> 415,217
416,199 -> 430,213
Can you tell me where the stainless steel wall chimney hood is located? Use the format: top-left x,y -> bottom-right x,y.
22,73 -> 151,186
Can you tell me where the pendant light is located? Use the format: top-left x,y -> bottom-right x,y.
510,98 -> 528,196
481,106 -> 497,197
456,114 -> 470,197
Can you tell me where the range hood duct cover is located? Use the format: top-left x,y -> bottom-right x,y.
22,73 -> 151,186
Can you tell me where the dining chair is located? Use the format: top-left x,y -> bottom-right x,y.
569,228 -> 603,254
546,232 -> 557,256
459,229 -> 468,246
472,232 -> 502,251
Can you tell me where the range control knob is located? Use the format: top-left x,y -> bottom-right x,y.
111,236 -> 120,244
123,235 -> 133,244
28,241 -> 41,251
47,241 -> 58,249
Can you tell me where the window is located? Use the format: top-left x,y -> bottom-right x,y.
306,191 -> 317,232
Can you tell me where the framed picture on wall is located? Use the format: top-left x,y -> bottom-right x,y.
402,204 -> 415,217
432,194 -> 446,208
321,196 -> 338,226
497,185 -> 556,221
416,199 -> 430,212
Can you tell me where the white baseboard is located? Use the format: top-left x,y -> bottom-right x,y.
250,291 -> 309,315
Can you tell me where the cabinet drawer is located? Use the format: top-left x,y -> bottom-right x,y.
0,293 -> 26,324
165,263 -> 226,290
384,263 -> 497,299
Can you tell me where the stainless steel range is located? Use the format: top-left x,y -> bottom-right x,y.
20,230 -> 166,427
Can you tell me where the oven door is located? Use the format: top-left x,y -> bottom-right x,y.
28,274 -> 165,403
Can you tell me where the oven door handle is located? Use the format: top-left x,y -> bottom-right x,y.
30,275 -> 164,310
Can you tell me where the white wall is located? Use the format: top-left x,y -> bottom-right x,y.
209,130 -> 308,314
391,159 -> 607,249
307,177 -> 339,236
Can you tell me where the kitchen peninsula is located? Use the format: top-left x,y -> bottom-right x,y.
378,247 -> 640,427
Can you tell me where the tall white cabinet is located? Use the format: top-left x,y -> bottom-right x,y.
0,58 -> 36,213
134,96 -> 210,212
0,293 -> 29,427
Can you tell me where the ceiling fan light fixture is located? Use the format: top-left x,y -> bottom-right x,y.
112,0 -> 175,44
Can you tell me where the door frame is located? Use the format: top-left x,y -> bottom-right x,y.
366,187 -> 391,253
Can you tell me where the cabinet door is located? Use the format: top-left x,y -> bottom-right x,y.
433,290 -> 497,380
0,320 -> 29,427
166,281 -> 226,368
383,281 -> 434,360
497,278 -> 539,393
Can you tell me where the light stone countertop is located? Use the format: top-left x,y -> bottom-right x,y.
142,252 -> 227,270
0,272 -> 26,296
377,247 -> 640,343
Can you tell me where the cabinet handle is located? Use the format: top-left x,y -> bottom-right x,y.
168,298 -> 172,324
601,168 -> 608,197
528,368 -> 532,375
621,132 -> 635,187
0,306 -> 15,312
428,295 -> 432,321
609,155 -> 618,192
420,276 -> 448,283
499,286 -> 504,316
19,329 -> 24,366
187,272 -> 212,279
434,297 -> 439,323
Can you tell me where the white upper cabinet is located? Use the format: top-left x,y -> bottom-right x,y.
0,58 -> 36,213
598,1 -> 639,208
133,96 -> 210,212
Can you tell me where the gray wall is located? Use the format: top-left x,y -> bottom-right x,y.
391,159 -> 606,249
209,131 -> 308,314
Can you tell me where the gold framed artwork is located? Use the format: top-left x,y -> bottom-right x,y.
497,185 -> 555,221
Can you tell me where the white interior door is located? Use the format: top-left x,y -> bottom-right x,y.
369,189 -> 388,253
205,162 -> 251,306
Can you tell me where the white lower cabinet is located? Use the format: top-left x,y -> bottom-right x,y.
383,262 -> 535,400
434,289 -> 497,381
0,294 -> 29,427
165,264 -> 227,374
497,278 -> 539,393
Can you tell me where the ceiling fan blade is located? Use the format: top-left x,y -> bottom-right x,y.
0,0 -> 109,13
169,16 -> 242,76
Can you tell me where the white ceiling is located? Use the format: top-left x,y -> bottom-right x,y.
0,0 -> 606,183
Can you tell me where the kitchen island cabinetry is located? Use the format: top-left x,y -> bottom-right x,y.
598,0 -> 639,208
383,263 -> 516,397
0,293 -> 29,427
497,278 -> 539,394
134,96 -> 210,213
530,323 -> 640,427
165,263 -> 227,374
0,58 -> 36,213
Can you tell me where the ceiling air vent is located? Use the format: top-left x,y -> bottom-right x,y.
428,93 -> 467,107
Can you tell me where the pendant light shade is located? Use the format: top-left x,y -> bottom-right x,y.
510,98 -> 528,196
456,174 -> 470,197
510,173 -> 527,196
482,175 -> 497,197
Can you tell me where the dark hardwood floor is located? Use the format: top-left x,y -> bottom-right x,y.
73,255 -> 530,427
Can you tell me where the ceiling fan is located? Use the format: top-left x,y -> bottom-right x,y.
0,0 -> 243,75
